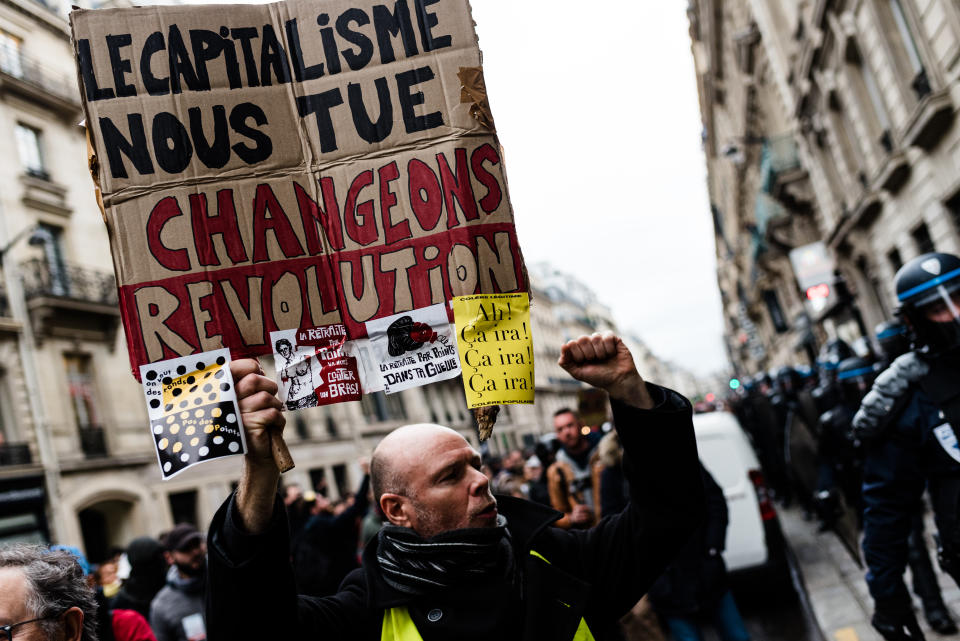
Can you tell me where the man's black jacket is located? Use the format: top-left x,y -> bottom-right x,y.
205,387 -> 705,641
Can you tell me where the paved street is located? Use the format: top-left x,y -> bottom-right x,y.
773,505 -> 960,641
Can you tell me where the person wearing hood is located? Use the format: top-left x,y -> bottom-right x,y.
111,537 -> 168,620
150,524 -> 207,641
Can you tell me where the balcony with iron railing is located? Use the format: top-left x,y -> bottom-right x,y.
0,48 -> 80,116
20,258 -> 120,343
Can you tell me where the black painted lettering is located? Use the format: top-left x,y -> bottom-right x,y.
231,27 -> 261,87
77,39 -> 115,101
141,32 -> 169,96
152,112 -> 194,174
297,89 -> 345,153
229,102 -> 273,164
168,25 -> 204,93
337,8 -> 374,71
100,114 -> 154,178
395,66 -> 443,133
260,24 -> 292,86
285,18 -> 324,82
414,0 -> 451,51
189,105 -> 230,169
106,34 -> 136,97
348,78 -> 392,144
372,0 -> 418,64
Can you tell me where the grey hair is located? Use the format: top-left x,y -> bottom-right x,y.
0,544 -> 98,641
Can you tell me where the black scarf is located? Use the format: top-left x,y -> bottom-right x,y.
376,515 -> 514,595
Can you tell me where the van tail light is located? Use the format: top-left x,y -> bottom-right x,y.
749,469 -> 777,521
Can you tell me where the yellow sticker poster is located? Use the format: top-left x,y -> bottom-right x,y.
452,293 -> 534,409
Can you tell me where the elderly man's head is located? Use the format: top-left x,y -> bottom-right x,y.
371,424 -> 497,538
0,545 -> 97,641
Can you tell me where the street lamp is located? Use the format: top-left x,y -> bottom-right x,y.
0,225 -> 51,259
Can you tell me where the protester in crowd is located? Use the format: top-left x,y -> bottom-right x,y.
649,462 -> 750,641
0,544 -> 98,641
149,524 -> 206,641
292,459 -> 371,597
547,407 -> 602,529
492,449 -> 525,494
95,557 -> 122,600
95,589 -> 157,641
205,332 -> 705,641
521,454 -> 552,507
111,537 -> 168,621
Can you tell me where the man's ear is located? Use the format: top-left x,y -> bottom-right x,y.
379,493 -> 412,528
62,606 -> 84,641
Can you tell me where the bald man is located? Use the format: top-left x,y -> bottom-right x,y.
205,332 -> 705,641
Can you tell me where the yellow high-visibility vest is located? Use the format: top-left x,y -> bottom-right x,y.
380,550 -> 595,641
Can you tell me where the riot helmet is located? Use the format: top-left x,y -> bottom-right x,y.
874,319 -> 909,361
775,366 -> 802,397
895,252 -> 960,356
817,339 -> 854,382
836,356 -> 877,406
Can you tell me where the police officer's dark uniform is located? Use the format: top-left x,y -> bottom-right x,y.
871,319 -> 955,634
854,252 -> 960,640
814,357 -> 874,529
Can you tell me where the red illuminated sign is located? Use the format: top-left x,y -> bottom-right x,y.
806,284 -> 831,300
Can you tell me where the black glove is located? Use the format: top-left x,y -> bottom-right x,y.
872,598 -> 926,641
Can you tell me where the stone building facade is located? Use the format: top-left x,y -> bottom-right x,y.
690,0 -> 960,376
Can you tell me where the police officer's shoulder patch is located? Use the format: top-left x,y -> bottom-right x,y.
933,424 -> 960,464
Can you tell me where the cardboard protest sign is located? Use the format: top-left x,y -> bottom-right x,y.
271,323 -> 362,409
452,293 -> 533,408
71,0 -> 527,382
364,303 -> 459,393
140,348 -> 246,478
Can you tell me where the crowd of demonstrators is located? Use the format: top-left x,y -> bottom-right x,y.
727,252 -> 960,641
284,459 -> 371,597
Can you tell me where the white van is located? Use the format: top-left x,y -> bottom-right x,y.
693,410 -> 791,586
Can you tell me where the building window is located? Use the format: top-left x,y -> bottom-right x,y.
876,0 -> 931,101
37,223 -> 68,296
332,463 -> 348,498
946,191 -> 960,240
845,41 -> 893,155
887,248 -> 903,272
763,290 -> 789,334
911,222 -> 936,255
168,490 -> 198,527
360,391 -> 406,423
65,354 -> 106,457
14,124 -> 47,180
0,31 -> 22,78
293,414 -> 309,440
309,467 -> 327,496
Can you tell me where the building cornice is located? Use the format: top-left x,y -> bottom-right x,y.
0,0 -> 69,40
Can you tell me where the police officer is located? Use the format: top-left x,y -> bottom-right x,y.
854,252 -> 960,640
872,318 -> 955,632
815,357 -> 874,530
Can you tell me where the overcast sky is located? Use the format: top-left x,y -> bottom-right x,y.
468,1 -> 727,375
177,0 -> 729,376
